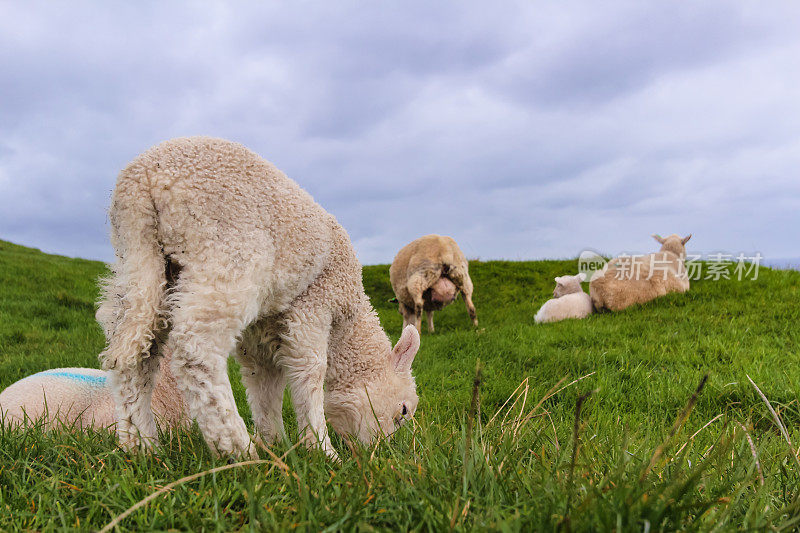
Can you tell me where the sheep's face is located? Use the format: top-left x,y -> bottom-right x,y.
553,273 -> 585,298
325,326 -> 420,445
652,233 -> 691,258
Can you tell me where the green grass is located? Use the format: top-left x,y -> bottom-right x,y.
1,238 -> 800,531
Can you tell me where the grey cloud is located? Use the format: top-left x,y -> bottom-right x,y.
0,1 -> 798,265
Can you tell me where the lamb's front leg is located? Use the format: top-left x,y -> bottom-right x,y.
277,312 -> 336,458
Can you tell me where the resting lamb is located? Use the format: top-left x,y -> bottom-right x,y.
534,273 -> 593,323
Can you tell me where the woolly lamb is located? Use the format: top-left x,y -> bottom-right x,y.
389,234 -> 478,333
590,234 -> 692,312
0,350 -> 186,430
97,136 -> 420,459
534,273 -> 593,323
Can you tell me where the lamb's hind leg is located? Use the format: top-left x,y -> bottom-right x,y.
167,273 -> 260,459
98,259 -> 167,451
426,310 -> 435,333
107,342 -> 163,449
236,328 -> 286,445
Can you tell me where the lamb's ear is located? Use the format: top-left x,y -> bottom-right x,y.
652,234 -> 665,244
392,325 -> 420,373
554,276 -> 562,283
577,272 -> 587,282
681,234 -> 692,245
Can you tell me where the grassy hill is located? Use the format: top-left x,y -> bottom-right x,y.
1,239 -> 799,530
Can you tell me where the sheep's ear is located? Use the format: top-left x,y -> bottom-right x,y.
681,234 -> 692,245
652,234 -> 665,244
554,276 -> 562,283
392,325 -> 420,373
577,272 -> 587,282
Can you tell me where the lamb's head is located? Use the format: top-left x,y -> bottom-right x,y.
553,273 -> 586,298
325,324 -> 420,445
652,233 -> 692,258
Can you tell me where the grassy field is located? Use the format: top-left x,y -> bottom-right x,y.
1,238 -> 800,531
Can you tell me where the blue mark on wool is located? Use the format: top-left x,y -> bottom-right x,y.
39,371 -> 107,385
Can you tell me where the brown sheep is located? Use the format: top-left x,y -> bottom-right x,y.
590,233 -> 692,312
389,234 -> 478,333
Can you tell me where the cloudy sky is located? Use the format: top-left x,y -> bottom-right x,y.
1,1 -> 798,264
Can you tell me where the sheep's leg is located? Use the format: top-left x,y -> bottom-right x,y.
426,310 -> 435,333
410,297 -> 424,334
462,291 -> 478,327
446,265 -> 478,327
277,311 -> 336,458
236,332 -> 286,445
407,270 -> 437,334
166,274 -> 260,459
399,302 -> 415,331
457,275 -> 478,327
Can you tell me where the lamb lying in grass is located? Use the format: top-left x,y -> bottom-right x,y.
389,234 -> 478,333
590,233 -> 691,312
534,273 -> 593,323
98,136 -> 419,459
0,350 -> 186,430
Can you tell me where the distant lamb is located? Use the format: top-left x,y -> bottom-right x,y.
534,273 -> 593,323
389,234 -> 478,333
590,234 -> 692,312
97,136 -> 420,459
0,349 -> 186,430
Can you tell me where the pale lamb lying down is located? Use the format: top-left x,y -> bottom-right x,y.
534,273 -> 593,323
590,233 -> 691,312
0,350 -> 186,430
389,234 -> 478,333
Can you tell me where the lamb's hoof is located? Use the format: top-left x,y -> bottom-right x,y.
118,433 -> 154,454
245,445 -> 260,461
323,447 -> 341,463
211,442 -> 260,462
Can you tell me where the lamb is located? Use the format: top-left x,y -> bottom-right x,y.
389,234 -> 478,333
534,273 -> 593,323
590,233 -> 692,312
0,349 -> 186,430
97,136 -> 420,459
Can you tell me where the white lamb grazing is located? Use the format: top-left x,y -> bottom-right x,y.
534,273 -> 593,324
97,136 -> 420,459
0,349 -> 186,430
389,234 -> 478,333
590,233 -> 691,312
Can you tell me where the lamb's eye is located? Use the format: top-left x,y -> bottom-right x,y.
401,403 -> 408,416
